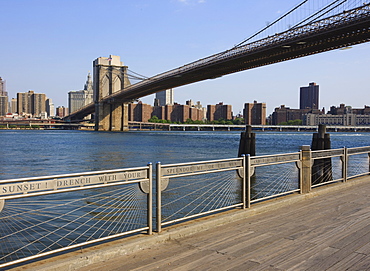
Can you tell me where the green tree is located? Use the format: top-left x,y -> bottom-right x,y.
148,116 -> 160,123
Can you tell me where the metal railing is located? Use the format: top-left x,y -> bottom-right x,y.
156,157 -> 246,232
347,146 -> 370,179
249,152 -> 301,203
0,146 -> 369,268
0,165 -> 153,269
311,148 -> 346,187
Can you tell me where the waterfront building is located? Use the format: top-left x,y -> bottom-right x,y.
46,98 -> 55,117
129,102 -> 153,122
300,82 -> 319,109
328,104 -> 370,115
0,77 -> 8,116
56,106 -> 68,118
17,92 -> 31,115
10,98 -> 17,114
0,77 -> 7,96
271,105 -> 323,125
155,89 -> 174,106
129,100 -> 205,123
68,73 -> 93,114
186,100 -> 206,121
0,95 -> 8,116
32,92 -> 46,117
207,102 -> 232,121
171,104 -> 190,122
304,113 -> 370,126
16,90 -> 46,117
243,100 -> 266,125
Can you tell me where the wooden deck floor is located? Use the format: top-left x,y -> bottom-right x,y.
78,177 -> 370,271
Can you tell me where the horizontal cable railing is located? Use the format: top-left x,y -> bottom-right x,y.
311,148 -> 345,187
347,146 -> 370,179
250,153 -> 301,202
156,157 -> 245,232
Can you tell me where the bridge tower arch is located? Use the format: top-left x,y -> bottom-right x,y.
93,55 -> 131,131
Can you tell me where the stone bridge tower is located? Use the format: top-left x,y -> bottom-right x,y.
93,55 -> 131,131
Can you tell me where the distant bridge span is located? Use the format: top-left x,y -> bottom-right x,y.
67,4 -> 370,126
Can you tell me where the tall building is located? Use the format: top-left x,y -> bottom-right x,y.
46,98 -> 55,117
10,98 -> 17,114
155,89 -> 174,106
0,77 -> 8,116
243,100 -> 266,125
207,102 -> 232,121
17,90 -> 46,117
300,82 -> 319,109
17,91 -> 33,115
32,92 -> 46,117
0,96 -> 8,116
0,77 -> 7,96
68,73 -> 94,114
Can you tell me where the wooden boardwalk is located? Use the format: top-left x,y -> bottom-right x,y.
78,177 -> 370,271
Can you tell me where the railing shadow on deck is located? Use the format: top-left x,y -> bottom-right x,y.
0,145 -> 369,268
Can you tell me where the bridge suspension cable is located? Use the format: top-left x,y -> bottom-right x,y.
292,0 -> 349,28
234,0 -> 366,48
126,69 -> 149,81
234,0 -> 310,48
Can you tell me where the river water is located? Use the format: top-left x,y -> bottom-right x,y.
1,129 -> 369,180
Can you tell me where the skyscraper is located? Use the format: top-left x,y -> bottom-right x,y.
68,73 -> 94,114
155,89 -> 174,106
0,77 -> 7,96
0,77 -> 8,116
46,98 -> 55,117
300,82 -> 319,110
17,90 -> 46,117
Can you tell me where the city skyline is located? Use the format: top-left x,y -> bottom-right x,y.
0,0 -> 369,115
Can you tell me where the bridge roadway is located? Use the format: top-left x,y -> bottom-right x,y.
19,176 -> 370,271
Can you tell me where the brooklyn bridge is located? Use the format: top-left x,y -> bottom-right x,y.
65,1 -> 370,131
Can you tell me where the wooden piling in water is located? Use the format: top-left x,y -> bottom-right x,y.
311,124 -> 333,185
238,125 -> 256,157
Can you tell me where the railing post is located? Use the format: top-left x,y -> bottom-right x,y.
241,155 -> 246,209
342,147 -> 348,182
246,154 -> 251,208
156,162 -> 162,233
300,145 -> 312,193
147,163 -> 153,235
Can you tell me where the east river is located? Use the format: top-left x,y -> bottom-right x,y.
1,129 -> 369,180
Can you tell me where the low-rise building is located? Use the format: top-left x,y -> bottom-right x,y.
304,113 -> 370,126
271,105 -> 323,125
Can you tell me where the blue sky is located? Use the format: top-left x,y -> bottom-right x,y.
1,0 -> 369,115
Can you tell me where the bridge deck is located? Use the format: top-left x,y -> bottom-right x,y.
82,178 -> 369,271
